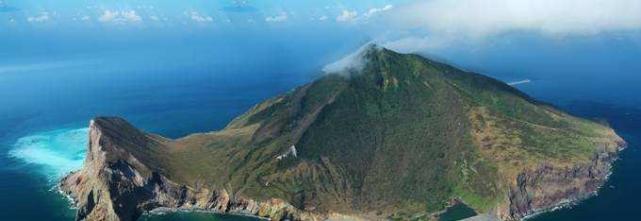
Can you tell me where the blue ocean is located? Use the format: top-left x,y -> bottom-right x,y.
1,28 -> 640,221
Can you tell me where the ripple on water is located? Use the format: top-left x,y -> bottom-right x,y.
9,128 -> 89,182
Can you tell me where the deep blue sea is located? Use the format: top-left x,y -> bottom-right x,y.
1,29 -> 640,220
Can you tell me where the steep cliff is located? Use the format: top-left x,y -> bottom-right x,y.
499,144 -> 624,220
60,118 -> 321,221
60,46 -> 625,221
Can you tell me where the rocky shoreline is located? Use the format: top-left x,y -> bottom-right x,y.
464,143 -> 625,221
58,117 -> 625,221
58,118 -> 323,221
56,45 -> 628,221
497,141 -> 626,221
144,207 -> 270,220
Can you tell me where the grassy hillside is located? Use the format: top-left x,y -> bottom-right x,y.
132,46 -> 620,220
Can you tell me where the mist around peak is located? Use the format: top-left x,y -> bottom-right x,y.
321,42 -> 384,75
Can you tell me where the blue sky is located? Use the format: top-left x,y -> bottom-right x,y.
0,0 -> 405,27
2,0 -> 641,51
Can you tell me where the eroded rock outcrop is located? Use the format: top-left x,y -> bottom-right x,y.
60,118 -> 319,221
498,141 -> 626,220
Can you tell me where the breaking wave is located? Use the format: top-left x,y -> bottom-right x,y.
9,128 -> 88,182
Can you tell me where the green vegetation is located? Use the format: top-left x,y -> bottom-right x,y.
128,46 -> 620,220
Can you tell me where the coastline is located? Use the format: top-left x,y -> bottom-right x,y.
56,185 -> 78,210
144,207 -> 270,220
522,196 -> 587,220
54,123 -> 625,221
521,144 -> 627,220
467,147 -> 624,221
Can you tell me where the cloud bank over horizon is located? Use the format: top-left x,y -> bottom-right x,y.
389,0 -> 641,37
4,0 -> 641,37
2,0 -> 641,55
374,0 -> 641,53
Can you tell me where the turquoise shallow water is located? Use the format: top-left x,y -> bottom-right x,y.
0,31 -> 330,220
9,128 -> 88,181
11,102 -> 637,221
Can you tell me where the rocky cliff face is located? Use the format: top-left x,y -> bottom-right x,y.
59,47 -> 626,221
497,142 -> 625,220
60,117 -> 624,221
60,118 -> 322,221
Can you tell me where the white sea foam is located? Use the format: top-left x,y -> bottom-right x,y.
9,127 -> 89,182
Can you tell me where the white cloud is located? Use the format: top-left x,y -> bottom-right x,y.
121,10 -> 142,22
336,10 -> 358,22
364,4 -> 393,18
380,36 -> 441,53
318,15 -> 328,21
27,12 -> 50,23
265,12 -> 288,22
98,10 -> 118,22
390,0 -> 641,38
98,10 -> 142,23
323,43 -> 376,74
80,16 -> 90,21
187,11 -> 213,23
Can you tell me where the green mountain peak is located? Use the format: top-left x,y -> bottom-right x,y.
61,46 -> 625,221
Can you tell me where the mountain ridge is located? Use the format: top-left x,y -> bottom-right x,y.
60,46 -> 625,221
